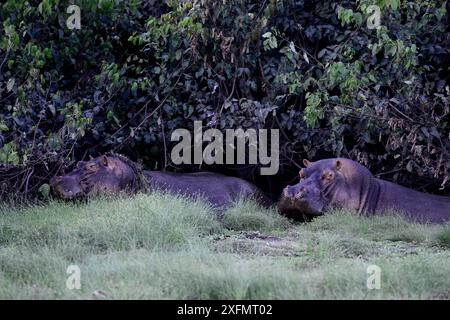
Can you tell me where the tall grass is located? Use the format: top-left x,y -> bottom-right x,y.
0,193 -> 449,299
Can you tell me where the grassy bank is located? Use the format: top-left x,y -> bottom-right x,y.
0,193 -> 449,299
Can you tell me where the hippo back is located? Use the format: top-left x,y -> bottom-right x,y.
376,179 -> 450,223
143,170 -> 272,209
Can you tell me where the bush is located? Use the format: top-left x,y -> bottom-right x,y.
0,0 -> 448,200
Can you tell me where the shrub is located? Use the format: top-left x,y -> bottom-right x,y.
0,0 -> 448,200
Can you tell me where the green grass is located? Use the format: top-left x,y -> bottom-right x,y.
0,192 -> 449,299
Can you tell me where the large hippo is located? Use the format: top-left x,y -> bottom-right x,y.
278,158 -> 450,224
50,154 -> 273,210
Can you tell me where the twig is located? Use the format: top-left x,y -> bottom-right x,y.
374,168 -> 403,177
388,102 -> 416,123
160,108 -> 168,171
24,167 -> 34,193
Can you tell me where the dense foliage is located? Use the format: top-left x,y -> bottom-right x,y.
0,0 -> 449,199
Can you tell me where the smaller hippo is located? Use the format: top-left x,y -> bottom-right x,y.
50,155 -> 140,200
50,154 -> 273,210
278,158 -> 450,224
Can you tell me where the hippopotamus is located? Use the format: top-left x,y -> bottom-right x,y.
278,158 -> 450,224
50,154 -> 273,210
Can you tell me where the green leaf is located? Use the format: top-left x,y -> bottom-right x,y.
389,0 -> 399,11
6,78 -> 15,92
0,122 -> 8,132
39,184 -> 51,198
131,82 -> 138,97
175,49 -> 182,60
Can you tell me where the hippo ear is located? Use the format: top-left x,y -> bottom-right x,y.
100,155 -> 108,167
299,169 -> 305,179
76,161 -> 86,169
50,176 -> 62,185
303,159 -> 311,167
334,160 -> 342,171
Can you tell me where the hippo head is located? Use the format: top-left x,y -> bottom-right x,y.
277,178 -> 327,220
300,158 -> 373,201
49,171 -> 84,200
300,158 -> 346,193
299,158 -> 375,211
278,157 -> 368,219
50,155 -> 137,200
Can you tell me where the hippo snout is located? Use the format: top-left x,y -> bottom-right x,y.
49,176 -> 61,188
53,187 -> 84,200
50,175 -> 84,200
61,190 -> 82,200
283,186 -> 295,198
283,185 -> 304,199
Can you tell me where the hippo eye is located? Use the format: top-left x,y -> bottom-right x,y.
86,163 -> 97,171
322,172 -> 334,180
76,161 -> 86,169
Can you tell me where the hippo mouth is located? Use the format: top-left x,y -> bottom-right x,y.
52,189 -> 86,200
291,199 -> 324,216
50,186 -> 86,200
279,196 -> 325,217
277,204 -> 323,223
